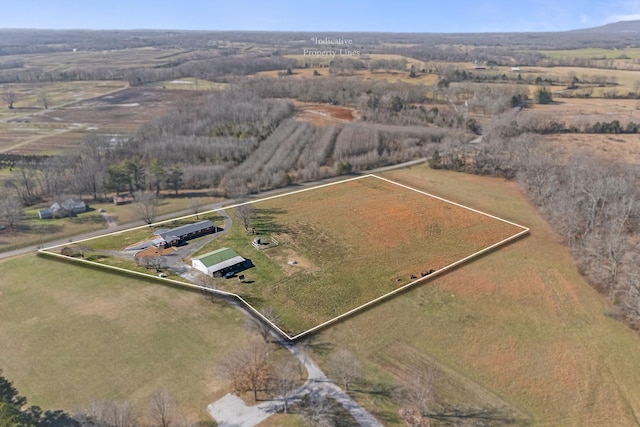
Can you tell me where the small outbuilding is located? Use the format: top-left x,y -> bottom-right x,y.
192,247 -> 253,277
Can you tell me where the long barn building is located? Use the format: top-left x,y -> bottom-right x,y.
152,220 -> 217,248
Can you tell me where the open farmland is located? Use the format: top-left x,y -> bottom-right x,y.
195,175 -> 526,336
545,133 -> 640,163
526,96 -> 640,123
256,66 -> 439,85
0,84 -> 208,154
310,165 -> 640,426
0,253 -> 257,422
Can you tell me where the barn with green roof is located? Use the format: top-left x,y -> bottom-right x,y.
192,247 -> 253,277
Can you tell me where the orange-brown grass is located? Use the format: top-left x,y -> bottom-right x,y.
544,133 -> 640,163
530,66 -> 640,92
531,96 -> 640,123
311,165 -> 640,426
255,67 -> 438,85
206,175 -> 524,336
291,99 -> 356,125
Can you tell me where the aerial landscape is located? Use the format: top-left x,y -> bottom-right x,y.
2,1 -> 640,426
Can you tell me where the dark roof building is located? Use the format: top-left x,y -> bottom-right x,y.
152,220 -> 216,248
38,199 -> 87,219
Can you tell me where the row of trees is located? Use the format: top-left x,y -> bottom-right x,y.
3,80 -> 469,209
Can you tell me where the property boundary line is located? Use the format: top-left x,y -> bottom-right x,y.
40,173 -> 530,341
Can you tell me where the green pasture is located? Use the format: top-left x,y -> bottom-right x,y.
0,253 -> 251,421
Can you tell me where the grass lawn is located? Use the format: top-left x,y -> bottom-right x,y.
0,208 -> 107,253
0,191 -> 223,254
0,253 -> 253,422
195,175 -> 525,336
308,165 -> 640,426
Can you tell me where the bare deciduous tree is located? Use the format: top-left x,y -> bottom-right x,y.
220,339 -> 271,402
328,349 -> 361,391
271,360 -> 299,414
0,197 -> 23,229
3,87 -> 16,109
148,388 -> 177,427
139,255 -> 167,273
187,198 -> 202,220
300,391 -> 332,427
134,191 -> 159,224
75,399 -> 139,427
235,204 -> 255,232
37,92 -> 49,109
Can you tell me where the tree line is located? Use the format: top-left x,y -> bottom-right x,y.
430,111 -> 640,330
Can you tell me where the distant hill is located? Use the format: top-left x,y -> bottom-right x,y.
572,19 -> 640,33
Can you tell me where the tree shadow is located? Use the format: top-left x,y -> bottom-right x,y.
24,223 -> 63,234
253,208 -> 289,234
298,335 -> 334,355
425,405 -> 530,426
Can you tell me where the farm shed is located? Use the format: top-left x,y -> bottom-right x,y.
192,247 -> 253,277
113,194 -> 134,205
38,199 -> 87,219
153,220 -> 217,248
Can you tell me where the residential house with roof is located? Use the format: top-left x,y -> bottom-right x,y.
38,199 -> 87,219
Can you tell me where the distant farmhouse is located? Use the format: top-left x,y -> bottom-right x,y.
152,220 -> 217,248
39,199 -> 87,219
192,247 -> 253,277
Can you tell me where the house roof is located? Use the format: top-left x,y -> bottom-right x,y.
193,247 -> 241,266
154,220 -> 214,241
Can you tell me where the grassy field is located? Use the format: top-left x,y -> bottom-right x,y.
0,83 -> 208,154
0,191 -> 223,253
0,208 -> 106,253
194,175 -> 525,336
0,253 -> 254,422
538,47 -> 640,60
544,133 -> 640,163
307,165 -> 640,426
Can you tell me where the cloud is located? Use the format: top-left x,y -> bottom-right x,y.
580,14 -> 590,24
608,12 -> 640,22
606,0 -> 640,23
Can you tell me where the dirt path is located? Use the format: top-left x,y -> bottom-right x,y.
209,340 -> 383,427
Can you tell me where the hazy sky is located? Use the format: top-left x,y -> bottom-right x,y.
2,0 -> 640,32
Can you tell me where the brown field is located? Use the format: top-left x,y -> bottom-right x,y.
291,99 -> 356,125
544,133 -> 640,163
529,66 -> 640,93
530,96 -> 640,122
311,165 -> 640,426
205,175 -> 525,335
1,85 -> 208,154
256,67 -> 438,85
